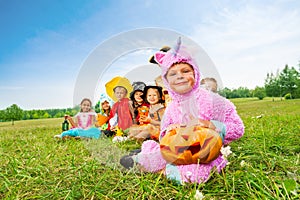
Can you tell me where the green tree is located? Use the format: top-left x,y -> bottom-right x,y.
22,111 -> 31,120
71,108 -> 78,116
265,72 -> 280,98
264,65 -> 300,99
32,112 -> 39,119
54,112 -> 64,118
0,110 -> 5,122
279,65 -> 299,98
253,86 -> 266,100
219,87 -> 251,99
5,104 -> 23,125
236,87 -> 251,98
219,87 -> 232,98
295,73 -> 300,98
42,112 -> 50,118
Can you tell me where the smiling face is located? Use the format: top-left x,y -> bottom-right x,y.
101,101 -> 110,111
134,91 -> 144,104
166,63 -> 195,94
146,88 -> 160,105
81,100 -> 92,112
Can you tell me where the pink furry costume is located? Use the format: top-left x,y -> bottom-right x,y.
134,39 -> 244,184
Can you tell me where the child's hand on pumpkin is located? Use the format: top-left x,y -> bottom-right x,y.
188,119 -> 216,130
187,118 -> 201,126
139,115 -> 151,123
166,124 -> 181,132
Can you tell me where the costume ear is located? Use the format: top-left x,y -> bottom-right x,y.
154,52 -> 166,65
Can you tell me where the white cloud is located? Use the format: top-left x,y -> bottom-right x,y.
2,1 -> 300,109
191,1 -> 300,88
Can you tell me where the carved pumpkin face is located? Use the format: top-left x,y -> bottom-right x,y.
160,125 -> 222,165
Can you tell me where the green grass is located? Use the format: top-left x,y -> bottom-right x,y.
1,98 -> 299,199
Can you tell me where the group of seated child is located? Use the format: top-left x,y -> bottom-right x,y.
52,38 -> 245,186
54,75 -> 218,141
99,77 -> 168,142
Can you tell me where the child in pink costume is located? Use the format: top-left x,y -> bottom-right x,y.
133,39 -> 244,184
54,98 -> 100,139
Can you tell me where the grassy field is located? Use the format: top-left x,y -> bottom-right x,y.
0,98 -> 299,199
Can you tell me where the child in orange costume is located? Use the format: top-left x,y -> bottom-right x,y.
128,86 -> 165,141
129,81 -> 149,125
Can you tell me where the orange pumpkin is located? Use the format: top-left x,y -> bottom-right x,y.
96,114 -> 109,126
160,125 -> 222,165
137,106 -> 150,125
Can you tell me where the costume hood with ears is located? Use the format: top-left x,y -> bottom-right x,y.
149,46 -> 171,64
154,37 -> 201,101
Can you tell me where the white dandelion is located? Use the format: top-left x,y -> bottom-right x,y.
194,190 -> 205,200
221,146 -> 232,159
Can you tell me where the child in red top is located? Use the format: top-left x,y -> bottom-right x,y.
105,76 -> 134,133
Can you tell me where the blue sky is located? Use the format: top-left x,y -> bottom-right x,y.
1,0 -> 299,110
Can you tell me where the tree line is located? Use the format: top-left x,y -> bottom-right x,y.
220,64 -> 300,100
0,105 -> 80,124
0,63 -> 299,124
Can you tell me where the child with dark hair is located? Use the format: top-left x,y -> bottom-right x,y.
128,85 -> 165,141
54,98 -> 101,140
130,81 -> 148,124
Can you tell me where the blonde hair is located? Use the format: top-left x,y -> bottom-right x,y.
113,86 -> 128,94
200,77 -> 218,93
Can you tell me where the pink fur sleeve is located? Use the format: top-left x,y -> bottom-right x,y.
159,106 -> 174,139
222,102 -> 244,145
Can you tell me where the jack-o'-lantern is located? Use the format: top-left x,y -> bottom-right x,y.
160,125 -> 222,165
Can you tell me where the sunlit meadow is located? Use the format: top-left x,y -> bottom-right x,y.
0,98 -> 299,199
